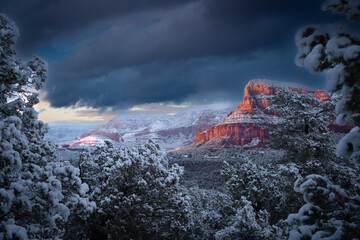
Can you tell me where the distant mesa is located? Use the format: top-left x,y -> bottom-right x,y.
192,79 -> 347,149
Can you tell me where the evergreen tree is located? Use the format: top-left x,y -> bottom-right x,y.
287,174 -> 360,239
220,155 -> 360,238
186,187 -> 235,240
78,140 -> 191,239
268,89 -> 335,162
221,158 -> 302,225
323,0 -> 360,21
214,196 -> 275,240
295,0 -> 360,159
0,14 -> 93,239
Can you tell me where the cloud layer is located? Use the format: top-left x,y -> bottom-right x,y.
0,0 -> 343,109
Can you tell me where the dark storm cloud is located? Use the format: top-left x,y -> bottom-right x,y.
46,50 -> 326,109
0,0 -> 344,109
55,0 -> 340,75
59,1 -> 279,76
0,0 -> 196,55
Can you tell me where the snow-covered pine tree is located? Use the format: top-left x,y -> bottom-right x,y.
78,140 -> 191,239
220,155 -> 360,238
295,0 -> 360,159
286,174 -> 360,239
214,196 -> 274,240
268,89 -> 335,162
221,158 -> 302,225
185,187 -> 235,239
323,0 -> 360,22
0,14 -> 94,239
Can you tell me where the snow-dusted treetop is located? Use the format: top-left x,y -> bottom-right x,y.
0,14 -> 94,239
322,0 -> 360,21
295,1 -> 360,159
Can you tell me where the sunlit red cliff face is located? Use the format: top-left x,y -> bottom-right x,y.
194,79 -> 331,148
235,80 -> 329,114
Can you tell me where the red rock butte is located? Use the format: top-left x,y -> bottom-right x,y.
194,79 -> 330,148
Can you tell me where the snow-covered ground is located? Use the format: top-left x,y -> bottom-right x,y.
45,125 -> 97,146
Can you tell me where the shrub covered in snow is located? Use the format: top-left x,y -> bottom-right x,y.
77,140 -> 191,239
185,187 -> 235,240
222,158 -> 302,225
215,197 -> 275,240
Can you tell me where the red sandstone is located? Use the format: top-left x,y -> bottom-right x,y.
194,80 -> 331,148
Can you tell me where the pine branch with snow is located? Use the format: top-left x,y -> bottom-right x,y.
286,174 -> 360,239
295,0 -> 360,160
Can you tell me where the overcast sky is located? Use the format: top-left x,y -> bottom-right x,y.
0,0 -> 348,121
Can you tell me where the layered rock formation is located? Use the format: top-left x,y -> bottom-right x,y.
194,79 -> 331,148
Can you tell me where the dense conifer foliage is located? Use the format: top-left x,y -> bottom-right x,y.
296,0 -> 360,160
75,141 -> 191,239
268,89 -> 335,162
287,174 -> 360,239
0,15 -> 93,239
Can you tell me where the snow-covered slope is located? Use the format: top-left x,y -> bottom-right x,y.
45,125 -> 97,146
80,104 -> 234,150
69,135 -> 116,147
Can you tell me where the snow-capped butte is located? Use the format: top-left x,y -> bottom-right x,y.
193,79 -> 333,148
